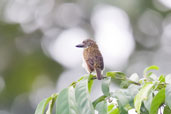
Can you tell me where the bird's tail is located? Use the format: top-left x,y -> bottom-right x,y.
95,68 -> 102,80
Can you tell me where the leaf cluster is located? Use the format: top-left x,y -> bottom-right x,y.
35,65 -> 171,114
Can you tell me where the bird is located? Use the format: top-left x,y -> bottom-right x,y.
76,39 -> 104,80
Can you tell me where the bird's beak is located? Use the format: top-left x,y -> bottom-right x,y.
76,43 -> 85,48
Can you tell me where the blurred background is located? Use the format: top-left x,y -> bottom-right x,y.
0,0 -> 171,113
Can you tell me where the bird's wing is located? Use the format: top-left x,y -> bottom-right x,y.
86,58 -> 94,72
95,55 -> 104,70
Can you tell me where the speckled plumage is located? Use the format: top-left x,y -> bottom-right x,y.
76,39 -> 104,80
83,46 -> 104,73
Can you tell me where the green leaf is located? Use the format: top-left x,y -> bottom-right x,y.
108,108 -> 119,114
88,74 -> 94,93
56,87 -> 78,114
35,97 -> 52,114
143,93 -> 153,112
78,76 -> 85,81
165,74 -> 171,84
106,72 -> 126,80
144,65 -> 159,75
107,104 -> 119,114
111,90 -> 129,114
159,75 -> 165,83
110,85 -> 139,113
149,73 -> 158,81
147,72 -> 153,77
96,101 -> 107,114
164,105 -> 171,114
166,84 -> 171,109
111,90 -> 129,108
92,95 -> 107,108
120,80 -> 129,89
150,88 -> 165,114
134,82 -> 154,114
156,75 -> 166,90
144,65 -> 159,79
46,94 -> 58,114
140,103 -> 149,114
75,79 -> 95,114
102,77 -> 111,96
107,104 -> 114,112
129,73 -> 139,82
124,85 -> 140,106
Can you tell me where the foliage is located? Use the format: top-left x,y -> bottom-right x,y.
35,65 -> 171,114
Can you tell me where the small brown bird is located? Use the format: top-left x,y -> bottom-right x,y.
76,39 -> 104,80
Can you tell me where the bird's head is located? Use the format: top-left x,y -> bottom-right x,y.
76,39 -> 97,48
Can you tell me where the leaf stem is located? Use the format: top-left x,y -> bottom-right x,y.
92,95 -> 107,108
46,94 -> 58,114
127,79 -> 141,86
46,100 -> 53,114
